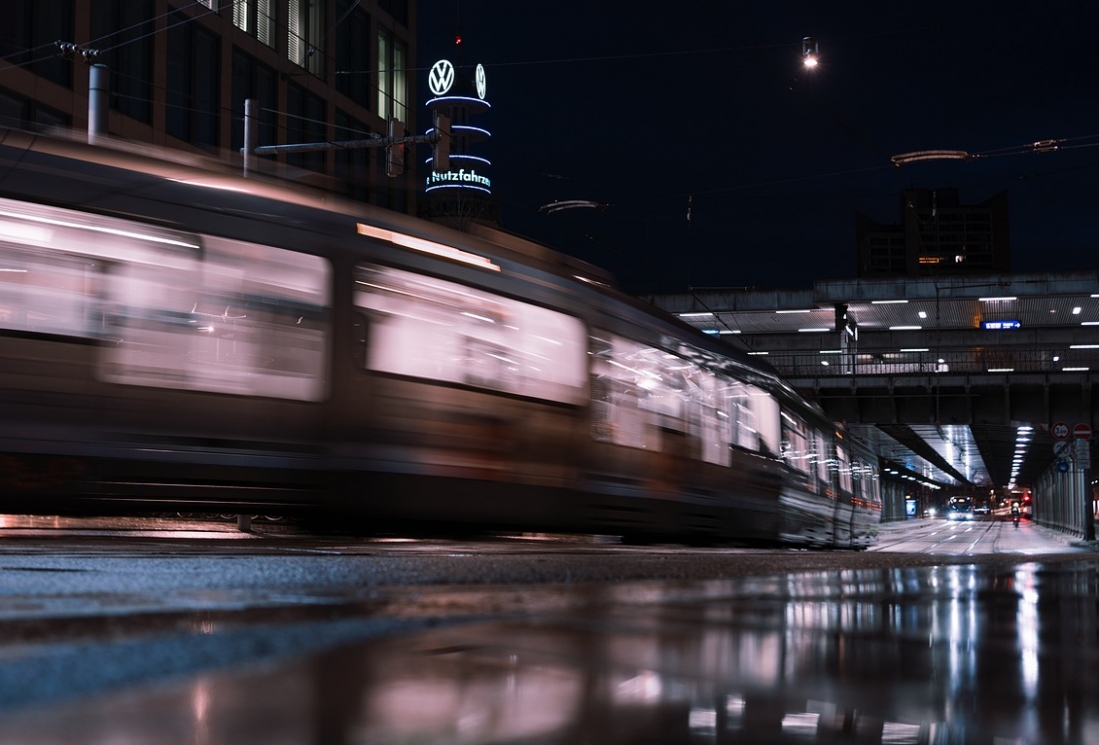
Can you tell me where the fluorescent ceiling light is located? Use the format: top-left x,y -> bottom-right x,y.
900,348 -> 929,352
871,299 -> 909,305
890,325 -> 922,330
979,296 -> 1017,302
678,312 -> 714,318
776,309 -> 813,314
798,328 -> 831,333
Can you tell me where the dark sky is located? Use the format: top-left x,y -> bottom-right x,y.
415,2 -> 1099,294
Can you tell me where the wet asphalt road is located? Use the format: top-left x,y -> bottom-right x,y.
0,514 -> 1095,744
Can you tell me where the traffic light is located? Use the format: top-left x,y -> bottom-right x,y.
385,117 -> 404,177
432,111 -> 450,172
834,303 -> 848,333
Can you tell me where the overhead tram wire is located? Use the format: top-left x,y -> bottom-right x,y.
0,1 -> 238,75
89,1 -> 236,54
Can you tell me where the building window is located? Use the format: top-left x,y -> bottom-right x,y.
0,0 -> 72,87
232,0 -> 275,47
289,0 -> 324,77
166,10 -> 220,149
0,89 -> 69,132
91,0 -> 154,124
287,80 -> 326,173
335,0 -> 370,108
377,0 -> 408,26
377,28 -> 407,123
231,48 -> 278,154
335,110 -> 372,202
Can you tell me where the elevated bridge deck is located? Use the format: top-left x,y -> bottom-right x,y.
645,271 -> 1097,536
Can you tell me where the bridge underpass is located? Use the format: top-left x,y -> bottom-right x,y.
645,271 -> 1098,537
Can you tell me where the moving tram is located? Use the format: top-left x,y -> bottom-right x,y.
0,127 -> 882,546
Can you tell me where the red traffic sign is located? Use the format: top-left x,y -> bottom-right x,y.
1074,423 -> 1092,441
1052,421 -> 1070,440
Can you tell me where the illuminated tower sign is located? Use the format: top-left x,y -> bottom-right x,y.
423,57 -> 496,224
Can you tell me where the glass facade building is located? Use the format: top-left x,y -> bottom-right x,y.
0,0 -> 415,211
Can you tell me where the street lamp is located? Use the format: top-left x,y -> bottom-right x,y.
802,37 -> 819,68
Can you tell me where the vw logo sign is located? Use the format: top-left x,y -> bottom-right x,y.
475,64 -> 487,99
429,59 -> 455,96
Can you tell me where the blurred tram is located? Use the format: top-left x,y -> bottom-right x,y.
0,128 -> 881,546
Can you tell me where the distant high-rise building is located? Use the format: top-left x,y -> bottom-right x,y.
856,188 -> 1011,277
0,0 -> 416,211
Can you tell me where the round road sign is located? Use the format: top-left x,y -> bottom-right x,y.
1074,423 -> 1092,441
1052,421 -> 1070,440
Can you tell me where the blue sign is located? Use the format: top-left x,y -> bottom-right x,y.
982,320 -> 1021,330
1057,460 -> 1070,473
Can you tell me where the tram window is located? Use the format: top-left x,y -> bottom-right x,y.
698,369 -> 731,467
752,389 -> 781,456
836,445 -> 853,494
814,431 -> 830,485
781,412 -> 813,478
101,234 -> 331,402
727,381 -> 780,456
0,245 -> 100,338
729,381 -> 760,451
589,333 -> 688,452
0,196 -> 194,339
0,197 -> 331,400
354,264 -> 587,405
853,455 -> 878,504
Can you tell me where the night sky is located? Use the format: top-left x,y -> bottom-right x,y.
416,2 -> 1099,294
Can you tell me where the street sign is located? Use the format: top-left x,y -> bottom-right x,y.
1052,421 -> 1070,440
1073,423 -> 1092,441
1076,439 -> 1092,469
1057,460 -> 1070,473
1054,441 -> 1071,457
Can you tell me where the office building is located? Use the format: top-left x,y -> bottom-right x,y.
0,0 -> 416,211
857,188 -> 1011,277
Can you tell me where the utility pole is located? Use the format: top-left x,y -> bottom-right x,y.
57,42 -> 104,145
88,64 -> 109,144
243,98 -> 259,178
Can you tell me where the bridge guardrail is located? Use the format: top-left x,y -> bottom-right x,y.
756,347 -> 1089,380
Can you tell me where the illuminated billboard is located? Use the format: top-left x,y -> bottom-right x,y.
425,58 -> 491,196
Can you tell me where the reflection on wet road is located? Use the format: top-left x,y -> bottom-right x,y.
0,516 -> 1095,744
